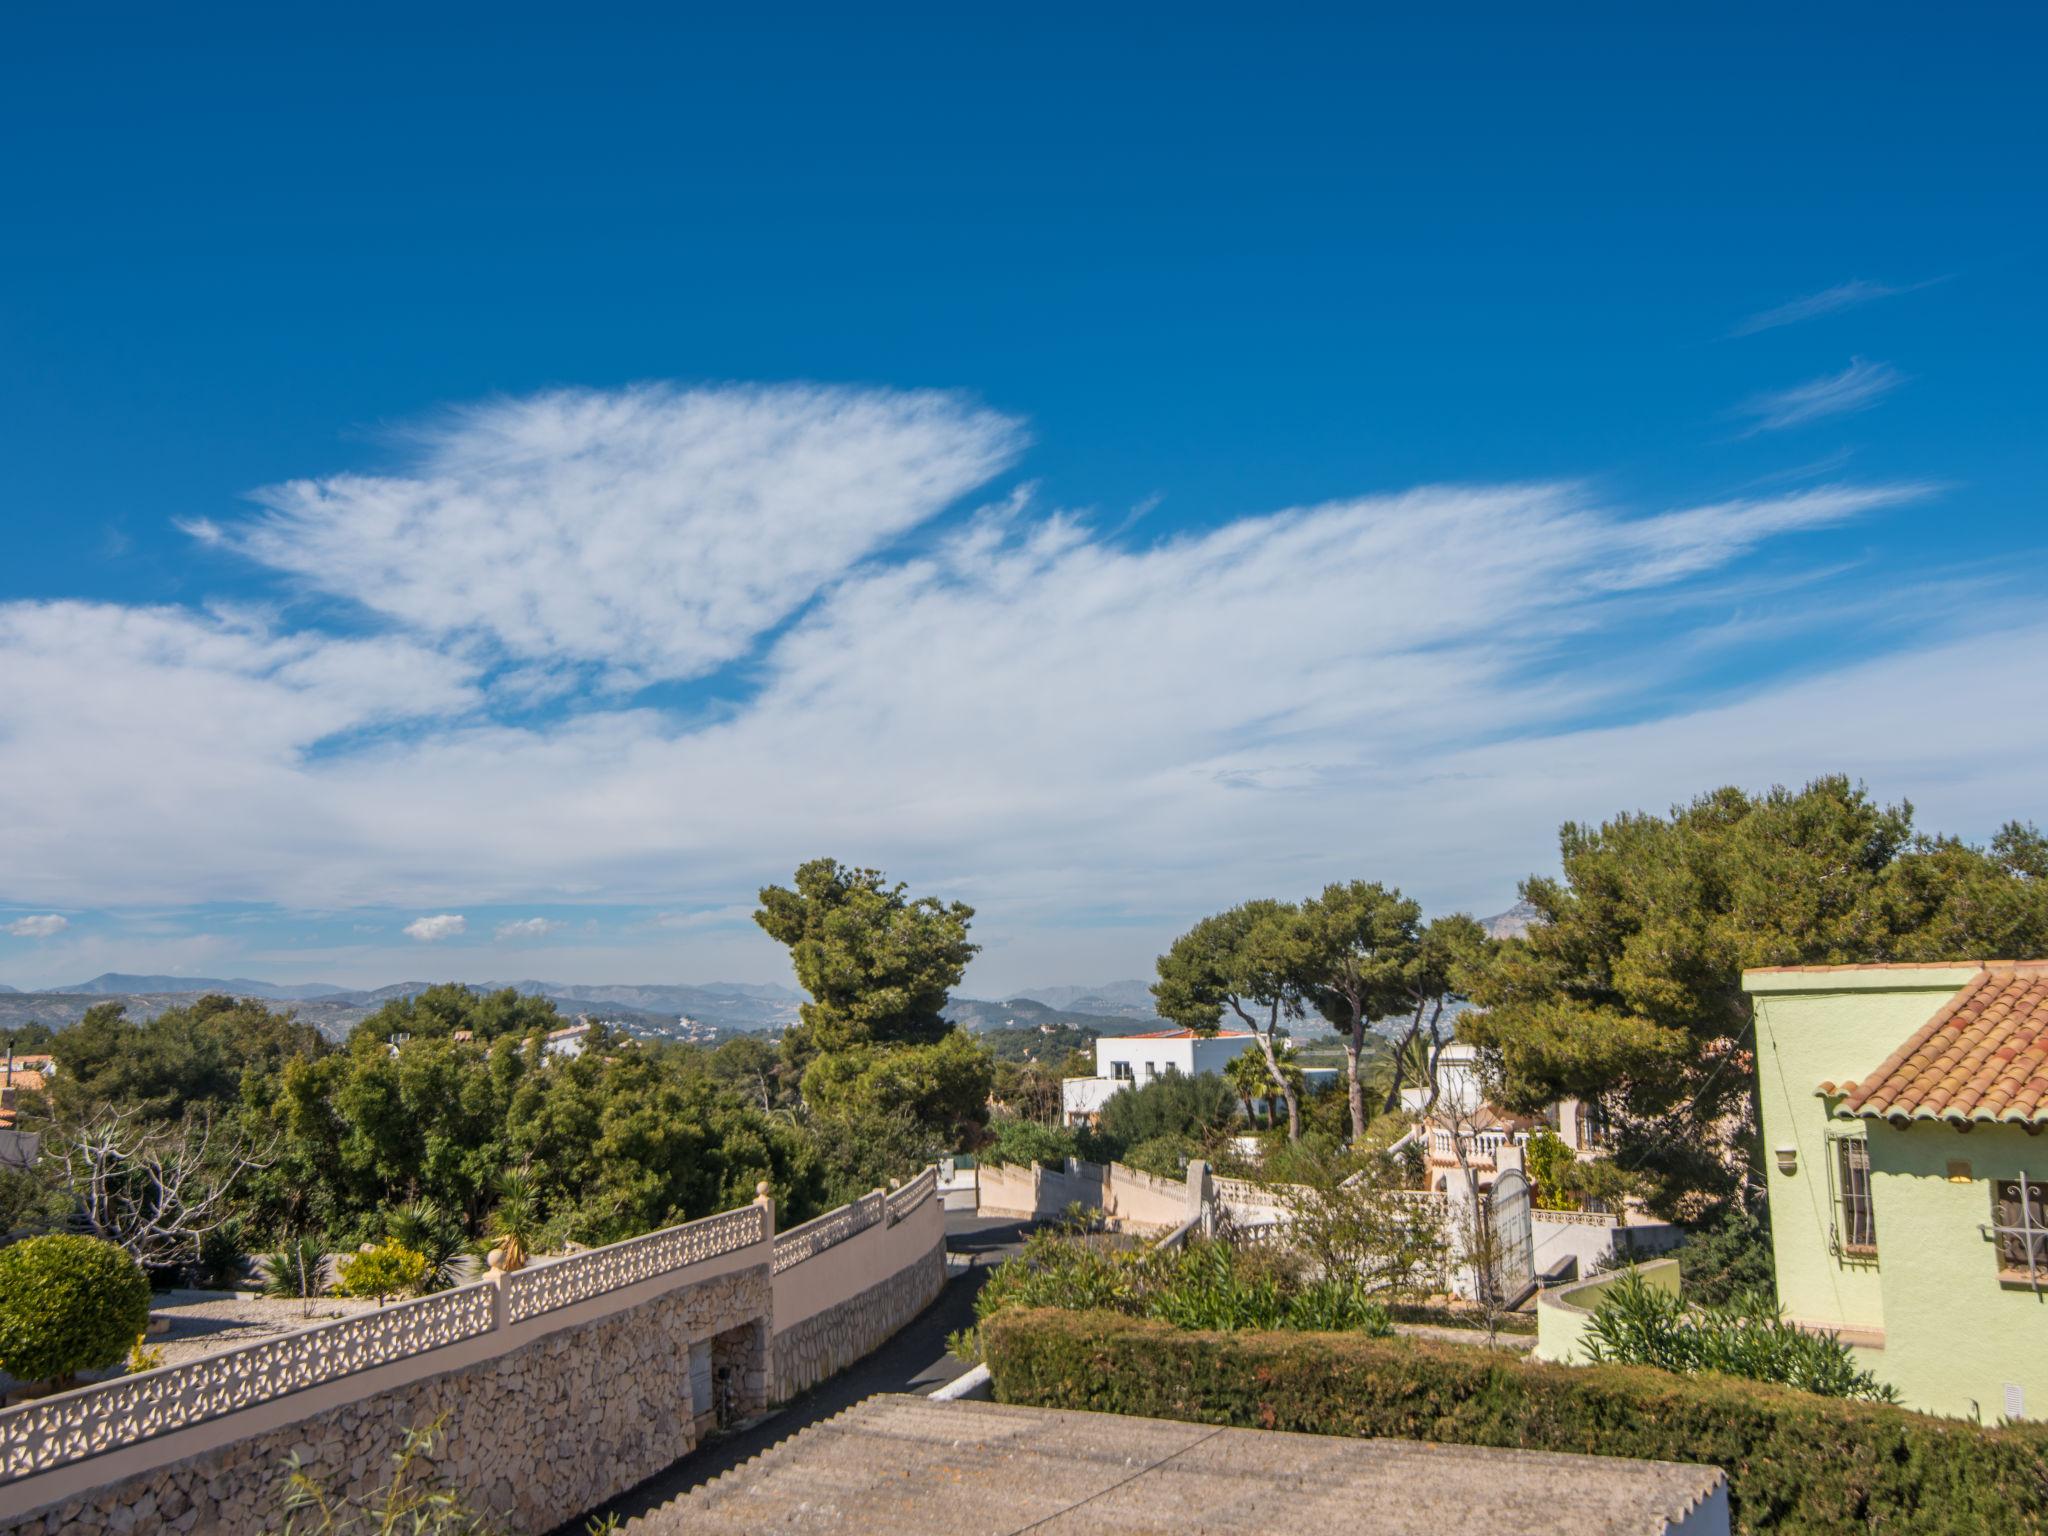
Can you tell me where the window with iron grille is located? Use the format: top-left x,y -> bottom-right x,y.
1837,1137 -> 1877,1253
1992,1175 -> 2048,1288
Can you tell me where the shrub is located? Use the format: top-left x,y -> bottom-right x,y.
263,1235 -> 332,1301
1678,1202 -> 1777,1307
383,1200 -> 468,1292
1118,1133 -> 1200,1180
0,1234 -> 153,1386
1583,1268 -> 1890,1401
981,1116 -> 1079,1169
337,1240 -> 429,1302
974,1227 -> 1392,1339
983,1308 -> 2048,1534
1095,1071 -> 1238,1154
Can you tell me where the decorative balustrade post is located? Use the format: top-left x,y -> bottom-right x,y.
755,1179 -> 776,1242
1184,1159 -> 1213,1235
490,1263 -> 512,1332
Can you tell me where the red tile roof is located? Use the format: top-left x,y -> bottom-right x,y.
1837,964 -> 2048,1124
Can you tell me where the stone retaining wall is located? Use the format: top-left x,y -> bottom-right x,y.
1,1268 -> 770,1536
771,1243 -> 946,1401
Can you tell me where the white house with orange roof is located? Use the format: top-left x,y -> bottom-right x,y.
1059,1028 -> 1337,1125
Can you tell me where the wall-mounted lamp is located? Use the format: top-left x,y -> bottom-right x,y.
1774,1145 -> 1799,1176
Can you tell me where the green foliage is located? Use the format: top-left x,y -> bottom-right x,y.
1679,1202 -> 1778,1307
262,1235 -> 330,1300
1095,1070 -> 1238,1153
975,1228 -> 1393,1338
46,993 -> 325,1126
989,1057 -> 1063,1122
0,1162 -> 71,1238
0,1234 -> 153,1385
755,858 -> 978,1055
984,1308 -> 2048,1534
1463,780 -> 2048,1218
981,1115 -> 1079,1169
337,1240 -> 430,1301
382,1200 -> 468,1292
280,1414 -> 499,1535
1580,1269 -> 1887,1400
1524,1128 -> 1576,1209
346,984 -> 563,1049
799,1031 -> 994,1142
1118,1133 -> 1200,1180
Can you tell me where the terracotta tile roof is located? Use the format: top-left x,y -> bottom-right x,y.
1839,964 -> 2048,1124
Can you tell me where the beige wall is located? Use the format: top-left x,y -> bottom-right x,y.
1102,1163 -> 1190,1231
0,1261 -> 771,1535
774,1194 -> 944,1330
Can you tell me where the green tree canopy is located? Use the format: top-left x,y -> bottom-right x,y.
1462,777 -> 2048,1218
1294,881 -> 1422,1141
1153,900 -> 1307,1140
755,859 -> 978,1056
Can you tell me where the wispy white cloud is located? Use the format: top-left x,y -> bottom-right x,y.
494,917 -> 561,941
0,382 -> 2013,992
203,384 -> 1023,690
404,914 -> 467,942
5,914 -> 68,938
1729,278 -> 1940,338
1735,359 -> 1905,434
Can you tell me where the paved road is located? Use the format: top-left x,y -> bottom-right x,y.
569,1211 -> 1033,1534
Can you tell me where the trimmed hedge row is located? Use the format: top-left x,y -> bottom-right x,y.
983,1308 -> 2048,1533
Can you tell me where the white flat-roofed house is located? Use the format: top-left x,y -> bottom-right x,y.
1061,1029 -> 1337,1125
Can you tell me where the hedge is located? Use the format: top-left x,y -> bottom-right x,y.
982,1308 -> 2048,1533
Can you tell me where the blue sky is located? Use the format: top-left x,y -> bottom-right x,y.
2,5 -> 2043,994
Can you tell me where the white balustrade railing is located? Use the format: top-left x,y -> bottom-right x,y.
888,1165 -> 937,1219
506,1203 -> 765,1323
773,1191 -> 885,1274
0,1283 -> 498,1483
2,1198 -> 772,1484
1531,1207 -> 1618,1228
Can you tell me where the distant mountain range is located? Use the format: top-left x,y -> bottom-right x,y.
0,975 -> 806,1044
1481,900 -> 1540,940
0,973 -> 1179,1045
1,922 -> 1540,1045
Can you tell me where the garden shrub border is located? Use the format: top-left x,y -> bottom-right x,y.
983,1308 -> 2048,1533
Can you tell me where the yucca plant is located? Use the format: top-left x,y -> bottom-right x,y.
262,1235 -> 331,1314
486,1171 -> 545,1273
382,1201 -> 466,1294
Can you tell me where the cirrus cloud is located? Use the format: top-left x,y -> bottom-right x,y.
0,380 -> 2023,990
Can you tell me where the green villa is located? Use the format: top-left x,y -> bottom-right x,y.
1746,961 -> 2048,1420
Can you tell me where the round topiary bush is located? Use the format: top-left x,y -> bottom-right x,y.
0,1234 -> 153,1386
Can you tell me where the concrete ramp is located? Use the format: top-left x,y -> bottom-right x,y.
662,1394 -> 1728,1535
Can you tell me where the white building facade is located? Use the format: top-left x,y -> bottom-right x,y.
1060,1029 -> 1337,1124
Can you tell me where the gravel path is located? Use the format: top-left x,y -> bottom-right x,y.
147,1293 -> 384,1368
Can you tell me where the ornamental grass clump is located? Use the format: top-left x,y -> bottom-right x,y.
1583,1268 -> 1894,1401
0,1233 -> 153,1389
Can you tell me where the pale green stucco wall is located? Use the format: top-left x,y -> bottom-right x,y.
1864,1120 -> 2048,1420
1534,1258 -> 1681,1364
1746,967 -> 2048,1421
